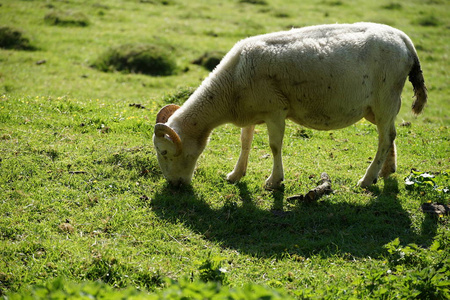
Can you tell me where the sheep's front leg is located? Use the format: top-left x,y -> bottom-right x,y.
265,119 -> 285,190
227,125 -> 255,183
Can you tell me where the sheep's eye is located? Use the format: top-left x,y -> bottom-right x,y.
160,150 -> 168,156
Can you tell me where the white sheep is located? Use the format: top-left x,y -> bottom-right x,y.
153,22 -> 427,189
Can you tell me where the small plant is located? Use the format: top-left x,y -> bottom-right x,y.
0,26 -> 36,50
382,235 -> 450,299
44,10 -> 90,27
405,170 -> 437,191
405,169 -> 449,200
384,238 -> 427,267
83,252 -> 127,286
92,44 -> 178,76
196,252 -> 228,284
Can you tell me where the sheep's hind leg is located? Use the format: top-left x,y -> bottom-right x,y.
358,121 -> 396,188
379,140 -> 396,178
227,125 -> 255,183
264,119 -> 285,190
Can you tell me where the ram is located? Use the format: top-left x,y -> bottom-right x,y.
153,22 -> 427,189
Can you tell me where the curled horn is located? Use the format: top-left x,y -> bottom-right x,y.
154,123 -> 182,157
156,104 -> 180,124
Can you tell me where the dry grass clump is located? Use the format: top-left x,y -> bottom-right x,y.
92,43 -> 178,76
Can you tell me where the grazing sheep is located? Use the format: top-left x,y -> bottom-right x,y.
153,22 -> 427,189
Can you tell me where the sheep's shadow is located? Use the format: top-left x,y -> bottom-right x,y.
148,178 -> 438,258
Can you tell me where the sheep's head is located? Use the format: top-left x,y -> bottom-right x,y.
153,104 -> 198,187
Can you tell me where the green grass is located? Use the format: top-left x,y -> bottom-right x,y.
1,0 -> 449,298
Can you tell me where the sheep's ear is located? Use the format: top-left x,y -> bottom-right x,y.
156,104 -> 180,124
154,123 -> 182,156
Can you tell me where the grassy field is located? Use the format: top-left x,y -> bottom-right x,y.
1,0 -> 449,298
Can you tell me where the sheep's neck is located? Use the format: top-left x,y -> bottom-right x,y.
175,78 -> 233,140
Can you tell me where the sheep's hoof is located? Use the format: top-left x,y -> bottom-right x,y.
264,178 -> 284,191
264,183 -> 284,191
226,171 -> 244,183
357,177 -> 377,188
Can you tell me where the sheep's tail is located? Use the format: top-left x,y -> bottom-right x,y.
408,55 -> 428,115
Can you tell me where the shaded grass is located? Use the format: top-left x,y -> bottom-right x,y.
150,182 -> 417,258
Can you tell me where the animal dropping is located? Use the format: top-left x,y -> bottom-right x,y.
153,23 -> 427,189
